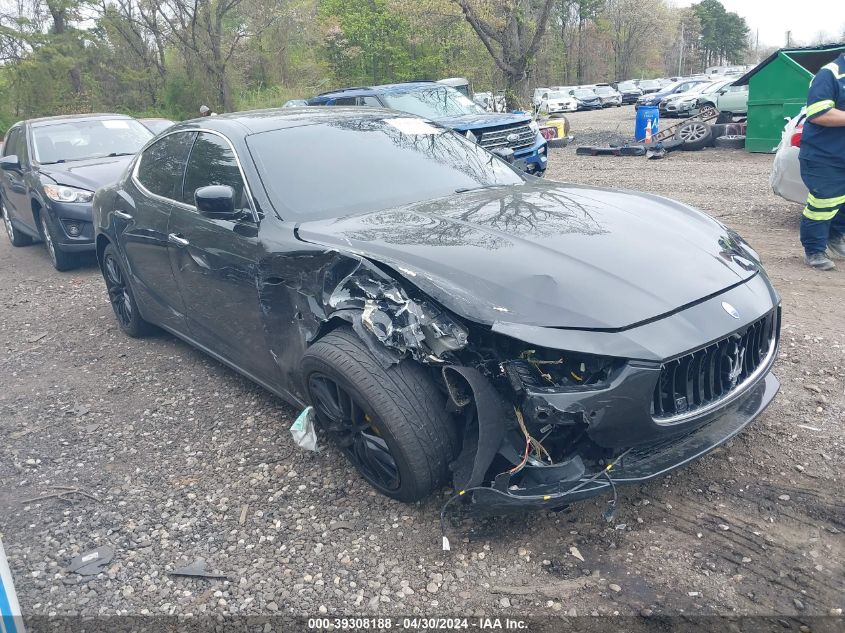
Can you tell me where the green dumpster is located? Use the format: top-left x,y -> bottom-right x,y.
734,43 -> 845,153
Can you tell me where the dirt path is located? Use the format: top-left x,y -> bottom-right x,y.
0,107 -> 842,621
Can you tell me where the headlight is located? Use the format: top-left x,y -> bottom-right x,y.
465,130 -> 479,144
528,120 -> 540,134
43,185 -> 94,203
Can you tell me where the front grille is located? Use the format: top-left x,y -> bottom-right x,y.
478,123 -> 536,151
651,310 -> 778,421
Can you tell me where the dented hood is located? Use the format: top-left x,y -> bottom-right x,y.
295,181 -> 759,330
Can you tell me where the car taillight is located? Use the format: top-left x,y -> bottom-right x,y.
790,125 -> 803,148
540,126 -> 557,140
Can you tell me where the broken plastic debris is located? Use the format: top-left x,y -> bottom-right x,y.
569,546 -> 584,562
290,406 -> 319,452
442,536 -> 451,551
169,558 -> 228,580
66,545 -> 114,576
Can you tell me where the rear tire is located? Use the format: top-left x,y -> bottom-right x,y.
101,243 -> 156,337
39,212 -> 77,271
2,200 -> 32,247
301,327 -> 459,502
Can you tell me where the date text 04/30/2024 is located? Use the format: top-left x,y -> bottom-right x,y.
306,617 -> 529,630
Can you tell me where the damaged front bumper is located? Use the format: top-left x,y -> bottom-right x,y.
468,372 -> 778,512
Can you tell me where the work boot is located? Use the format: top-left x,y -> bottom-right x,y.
805,252 -> 835,270
828,234 -> 845,258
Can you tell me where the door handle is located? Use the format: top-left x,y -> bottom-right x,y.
168,233 -> 189,247
113,210 -> 132,220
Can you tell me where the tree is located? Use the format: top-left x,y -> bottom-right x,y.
693,0 -> 748,67
603,0 -> 664,80
156,0 -> 274,111
452,0 -> 557,108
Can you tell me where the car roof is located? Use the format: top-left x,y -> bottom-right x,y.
315,81 -> 444,99
25,113 -> 135,128
163,106 -> 416,136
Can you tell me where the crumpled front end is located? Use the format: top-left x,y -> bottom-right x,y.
279,240 -> 780,514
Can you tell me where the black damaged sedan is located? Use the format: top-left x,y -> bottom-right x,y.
92,108 -> 780,512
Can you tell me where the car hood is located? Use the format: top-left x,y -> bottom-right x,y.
436,113 -> 531,132
576,96 -> 601,103
296,181 -> 759,330
38,155 -> 133,191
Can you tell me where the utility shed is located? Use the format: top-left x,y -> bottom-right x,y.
734,43 -> 845,153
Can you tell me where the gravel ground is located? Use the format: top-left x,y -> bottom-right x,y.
1,106 -> 843,625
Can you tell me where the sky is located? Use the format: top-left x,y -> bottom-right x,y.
675,0 -> 844,48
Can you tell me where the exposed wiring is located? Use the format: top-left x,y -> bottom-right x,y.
509,409 -> 532,475
440,448 -> 632,552
601,470 -> 618,522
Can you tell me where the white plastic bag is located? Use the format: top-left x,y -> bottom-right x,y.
290,406 -> 319,452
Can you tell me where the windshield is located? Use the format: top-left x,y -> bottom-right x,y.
547,91 -> 569,99
32,118 -> 152,164
595,87 -> 615,95
639,80 -> 660,88
381,86 -> 486,119
247,117 -> 524,219
617,82 -> 637,91
573,89 -> 595,98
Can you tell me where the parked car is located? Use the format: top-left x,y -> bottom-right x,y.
140,117 -> 176,134
616,81 -> 643,104
660,79 -> 733,118
93,108 -> 780,512
637,79 -> 662,94
537,89 -> 578,115
308,82 -> 547,175
771,108 -> 808,204
0,114 -> 153,270
569,88 -> 603,110
636,79 -> 709,110
715,82 -> 749,115
475,92 -> 506,112
594,85 -> 623,107
437,77 -> 471,98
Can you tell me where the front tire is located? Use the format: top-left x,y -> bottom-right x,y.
101,243 -> 155,337
2,200 -> 32,247
39,212 -> 77,271
301,327 -> 459,502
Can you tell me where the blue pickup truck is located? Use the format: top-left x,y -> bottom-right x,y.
307,82 -> 548,176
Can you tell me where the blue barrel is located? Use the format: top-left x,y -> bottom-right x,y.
635,106 -> 660,141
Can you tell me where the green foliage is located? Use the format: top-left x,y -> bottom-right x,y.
693,0 -> 749,66
0,0 -> 756,135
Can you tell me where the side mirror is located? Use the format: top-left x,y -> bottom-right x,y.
0,155 -> 21,171
194,184 -> 238,218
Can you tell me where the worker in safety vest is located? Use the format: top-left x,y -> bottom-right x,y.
798,52 -> 845,270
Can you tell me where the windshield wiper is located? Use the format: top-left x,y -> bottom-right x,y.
107,152 -> 135,157
39,159 -> 67,165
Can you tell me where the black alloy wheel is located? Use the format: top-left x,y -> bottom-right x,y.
308,372 -> 401,493
103,251 -> 133,330
100,243 -> 155,337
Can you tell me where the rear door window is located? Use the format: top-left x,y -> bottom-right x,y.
136,131 -> 196,201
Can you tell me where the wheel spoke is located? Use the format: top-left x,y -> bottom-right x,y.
307,372 -> 401,492
355,434 -> 399,488
309,376 -> 343,421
